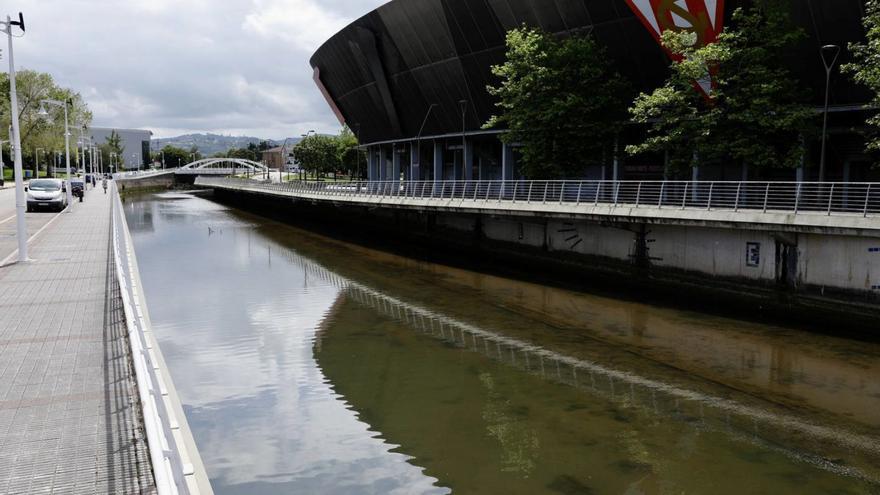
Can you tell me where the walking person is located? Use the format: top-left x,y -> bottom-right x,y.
102,177 -> 107,194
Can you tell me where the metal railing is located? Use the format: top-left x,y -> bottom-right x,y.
197,178 -> 880,218
114,169 -> 176,180
110,184 -> 200,495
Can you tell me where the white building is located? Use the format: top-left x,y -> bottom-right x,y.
87,127 -> 153,170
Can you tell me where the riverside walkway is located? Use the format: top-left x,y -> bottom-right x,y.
0,185 -> 210,494
195,177 -> 880,235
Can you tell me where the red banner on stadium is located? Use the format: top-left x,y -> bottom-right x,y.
625,0 -> 725,96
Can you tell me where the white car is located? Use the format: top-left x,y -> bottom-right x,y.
26,178 -> 68,212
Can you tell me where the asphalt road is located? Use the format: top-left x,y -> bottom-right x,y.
0,183 -> 89,263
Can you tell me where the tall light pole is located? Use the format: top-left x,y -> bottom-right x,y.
819,44 -> 841,183
35,147 -> 43,179
0,139 -> 7,186
416,103 -> 437,181
38,98 -> 72,208
132,153 -> 138,171
3,12 -> 28,262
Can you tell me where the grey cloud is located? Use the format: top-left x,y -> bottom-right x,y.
13,0 -> 385,139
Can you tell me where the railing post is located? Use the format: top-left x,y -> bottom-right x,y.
794,183 -> 802,214
827,183 -> 835,215
613,181 -> 619,205
762,183 -> 770,213
734,183 -> 742,211
635,182 -> 642,208
594,182 -> 601,206
576,182 -> 583,206
706,182 -> 714,210
658,182 -> 665,208
526,181 -> 533,203
473,180 -> 479,201
864,184 -> 872,217
681,183 -> 689,209
513,181 -> 519,203
559,180 -> 566,204
542,182 -> 548,204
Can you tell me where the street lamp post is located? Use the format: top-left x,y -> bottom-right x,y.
416,103 -> 437,182
35,147 -> 44,179
38,98 -> 73,208
819,44 -> 841,183
3,12 -> 28,262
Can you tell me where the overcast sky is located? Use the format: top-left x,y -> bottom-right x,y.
14,0 -> 386,139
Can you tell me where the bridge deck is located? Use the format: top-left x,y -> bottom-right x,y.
0,190 -> 155,493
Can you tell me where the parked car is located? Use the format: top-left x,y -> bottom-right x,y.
70,179 -> 85,200
25,178 -> 68,212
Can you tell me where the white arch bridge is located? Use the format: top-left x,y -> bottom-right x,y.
174,158 -> 269,176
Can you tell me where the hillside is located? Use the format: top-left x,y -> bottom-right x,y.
152,133 -> 301,156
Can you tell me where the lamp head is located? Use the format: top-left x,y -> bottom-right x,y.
37,105 -> 48,117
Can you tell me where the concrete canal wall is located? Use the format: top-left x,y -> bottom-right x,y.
206,184 -> 880,330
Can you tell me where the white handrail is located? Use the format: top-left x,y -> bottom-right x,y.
110,183 -> 201,494
195,178 -> 880,218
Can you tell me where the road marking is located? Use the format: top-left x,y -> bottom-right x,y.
0,207 -> 68,266
0,213 -> 15,225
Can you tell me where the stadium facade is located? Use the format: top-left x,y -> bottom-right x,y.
310,0 -> 875,182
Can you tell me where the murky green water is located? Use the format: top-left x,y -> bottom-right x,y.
125,191 -> 880,494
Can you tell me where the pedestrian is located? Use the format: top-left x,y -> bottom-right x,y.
102,177 -> 108,194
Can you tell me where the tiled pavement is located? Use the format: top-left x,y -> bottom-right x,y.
0,188 -> 155,494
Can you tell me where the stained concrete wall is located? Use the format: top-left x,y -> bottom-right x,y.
799,234 -> 880,291
437,213 -> 878,293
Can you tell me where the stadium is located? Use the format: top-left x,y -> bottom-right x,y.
309,0 -> 873,182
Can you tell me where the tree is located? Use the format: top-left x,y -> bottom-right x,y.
627,2 -> 814,174
844,0 -> 880,153
98,130 -> 125,170
0,70 -> 91,169
336,126 -> 363,177
159,145 -> 190,168
293,134 -> 338,178
484,27 -> 629,179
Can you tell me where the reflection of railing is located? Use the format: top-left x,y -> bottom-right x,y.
282,247 -> 880,482
111,185 -> 205,494
199,177 -> 880,218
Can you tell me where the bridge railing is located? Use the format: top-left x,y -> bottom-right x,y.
197,178 -> 880,217
110,184 -> 204,495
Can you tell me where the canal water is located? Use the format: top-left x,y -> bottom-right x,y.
125,191 -> 880,495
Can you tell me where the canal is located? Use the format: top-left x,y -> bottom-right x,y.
124,191 -> 880,495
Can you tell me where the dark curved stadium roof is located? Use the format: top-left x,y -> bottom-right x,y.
310,0 -> 869,145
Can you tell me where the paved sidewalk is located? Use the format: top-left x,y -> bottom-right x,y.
0,189 -> 155,493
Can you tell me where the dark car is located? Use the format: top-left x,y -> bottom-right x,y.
70,179 -> 85,200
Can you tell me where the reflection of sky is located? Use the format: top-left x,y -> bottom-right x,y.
128,192 -> 444,494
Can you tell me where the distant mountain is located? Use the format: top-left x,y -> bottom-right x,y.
152,133 -> 301,156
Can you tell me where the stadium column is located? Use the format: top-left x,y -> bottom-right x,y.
410,142 -> 419,181
433,140 -> 443,181
392,144 -> 402,182
378,145 -> 387,181
502,143 -> 515,181
368,146 -> 378,181
463,138 -> 474,181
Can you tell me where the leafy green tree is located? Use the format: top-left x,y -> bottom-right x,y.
0,70 -> 91,170
294,134 -> 338,178
159,145 -> 190,168
844,0 -> 880,153
627,2 -> 814,173
98,130 -> 125,170
485,27 -> 629,179
336,126 -> 363,177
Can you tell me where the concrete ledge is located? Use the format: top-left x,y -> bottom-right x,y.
198,179 -> 880,237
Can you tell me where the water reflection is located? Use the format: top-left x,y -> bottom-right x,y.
126,192 -> 880,495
